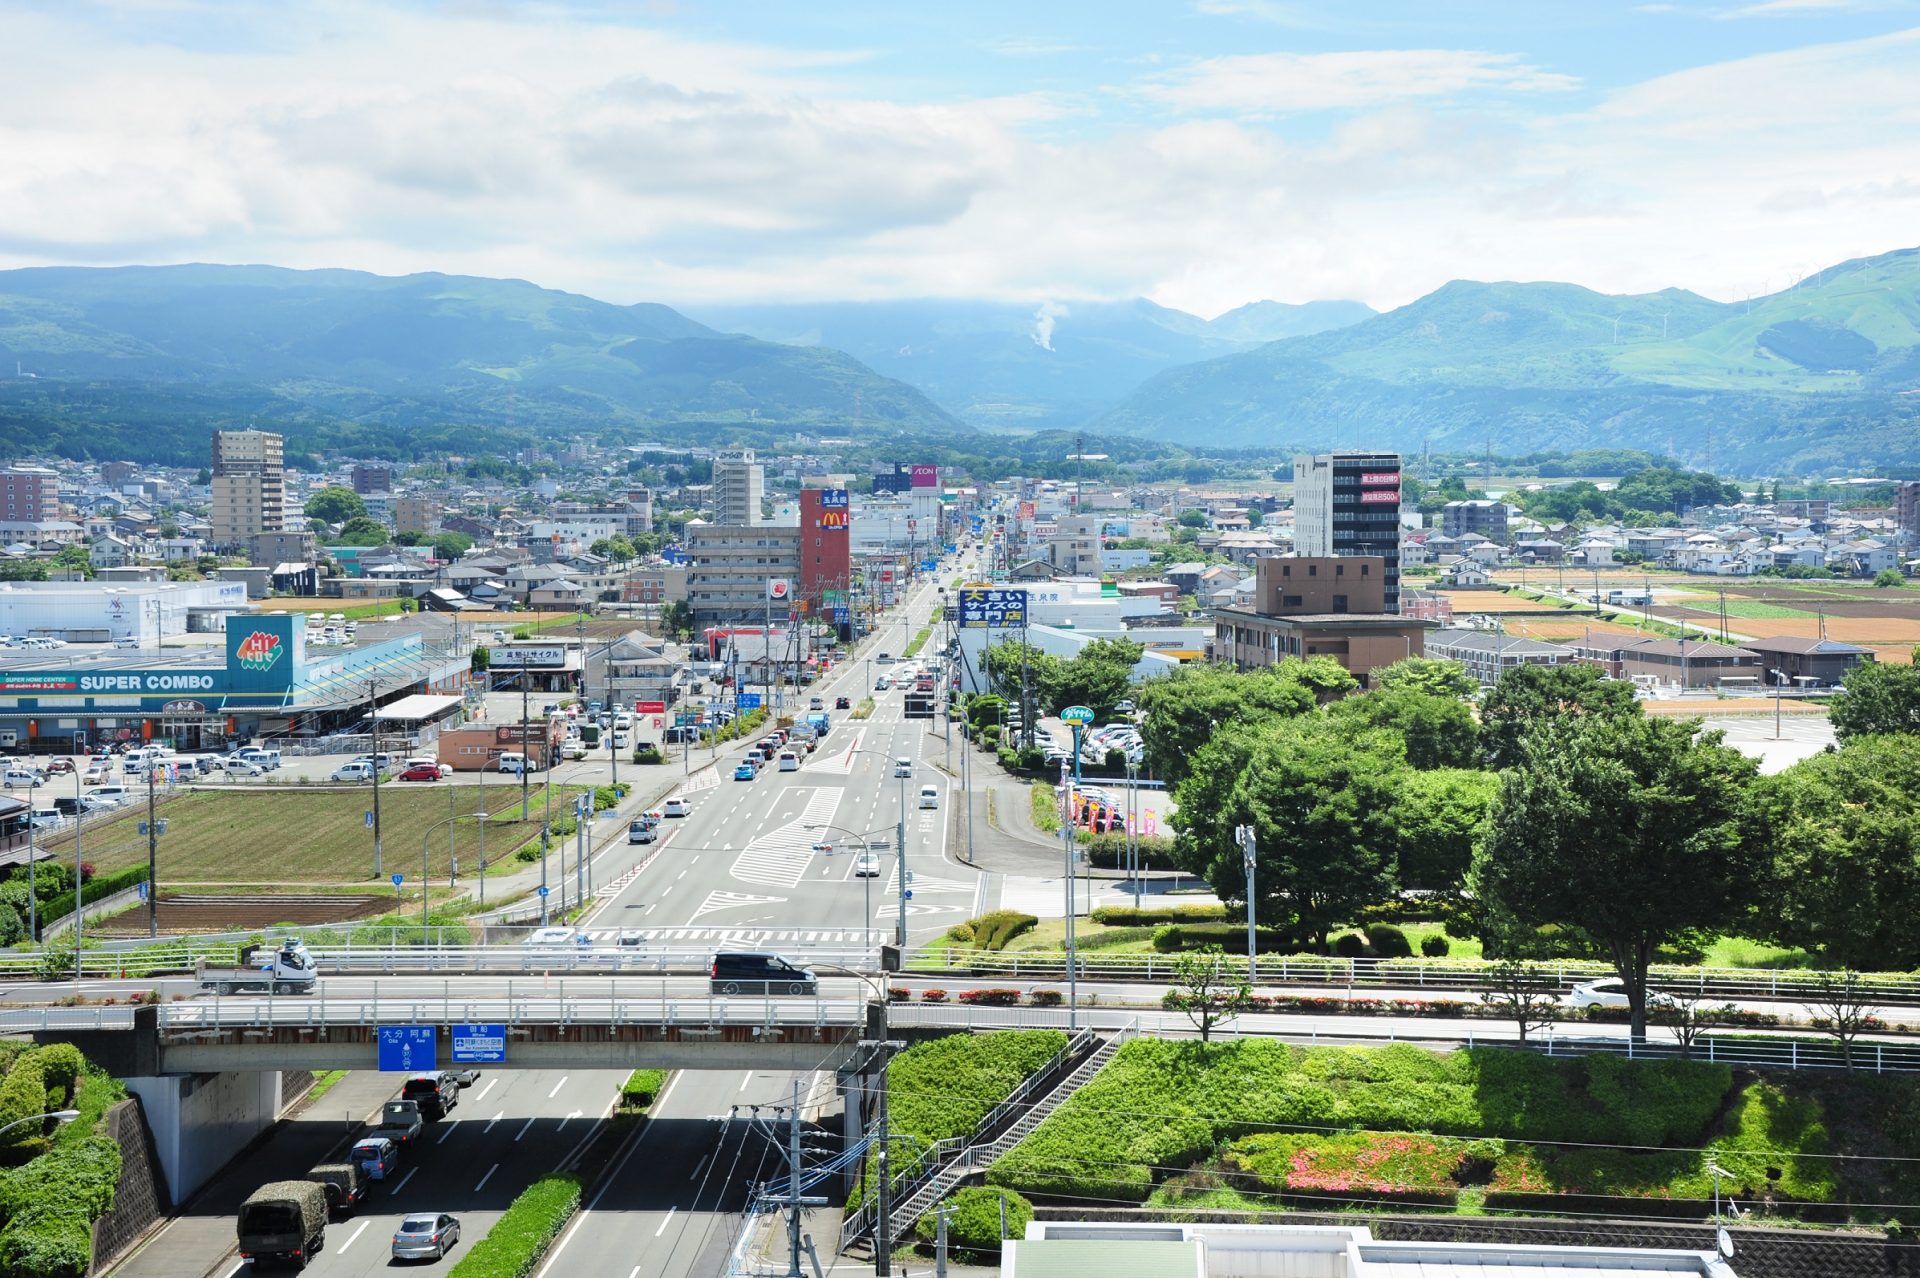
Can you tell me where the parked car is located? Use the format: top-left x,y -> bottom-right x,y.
2,769 -> 43,789
86,785 -> 131,806
331,762 -> 377,783
392,1213 -> 461,1262
82,762 -> 110,784
222,759 -> 265,778
396,763 -> 444,782
42,758 -> 72,776
1565,977 -> 1675,1011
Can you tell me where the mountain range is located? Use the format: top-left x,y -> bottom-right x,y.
689,296 -> 1374,432
1095,248 -> 1920,474
0,264 -> 961,465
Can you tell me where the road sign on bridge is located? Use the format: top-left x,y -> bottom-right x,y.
377,1025 -> 437,1072
452,1023 -> 507,1064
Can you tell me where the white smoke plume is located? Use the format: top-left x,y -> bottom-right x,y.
1030,301 -> 1067,351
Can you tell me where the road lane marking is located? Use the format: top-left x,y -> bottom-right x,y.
514,1116 -> 537,1141
532,1056 -> 683,1278
557,1108 -> 582,1130
690,1153 -> 709,1180
485,1110 -> 505,1132
436,1119 -> 459,1144
654,1206 -> 678,1236
475,1162 -> 498,1193
476,1078 -> 497,1102
388,1167 -> 417,1195
336,1221 -> 371,1253
739,1071 -> 753,1091
661,885 -> 673,897
547,1076 -> 570,1099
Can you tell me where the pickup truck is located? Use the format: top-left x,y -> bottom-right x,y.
374,1099 -> 424,1148
198,941 -> 317,995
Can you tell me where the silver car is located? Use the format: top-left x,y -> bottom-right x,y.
392,1213 -> 460,1261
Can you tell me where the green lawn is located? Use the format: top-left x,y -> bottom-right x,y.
42,783 -> 580,885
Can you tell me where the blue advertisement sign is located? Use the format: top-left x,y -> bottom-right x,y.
958,588 -> 1028,628
452,1023 -> 507,1063
224,613 -> 302,693
736,693 -> 763,709
818,488 -> 849,509
832,606 -> 851,624
377,1025 -> 437,1073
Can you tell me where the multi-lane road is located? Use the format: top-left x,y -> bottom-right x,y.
107,568 -> 972,1278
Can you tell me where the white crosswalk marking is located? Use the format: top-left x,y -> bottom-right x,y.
728,788 -> 842,888
574,924 -> 875,945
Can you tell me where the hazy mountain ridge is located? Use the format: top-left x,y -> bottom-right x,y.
1095,248 -> 1920,473
0,264 -> 962,463
691,295 -> 1377,432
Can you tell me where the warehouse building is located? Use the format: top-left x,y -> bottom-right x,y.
0,579 -> 248,645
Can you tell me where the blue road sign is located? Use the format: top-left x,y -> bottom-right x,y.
537,885 -> 549,897
365,811 -> 375,827
451,1023 -> 507,1064
391,873 -> 404,887
377,1025 -> 436,1073
736,693 -> 763,710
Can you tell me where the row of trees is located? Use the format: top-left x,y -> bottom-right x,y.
980,637 -> 1146,724
1151,652 -> 1920,1041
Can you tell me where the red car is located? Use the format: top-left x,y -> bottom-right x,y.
396,763 -> 443,782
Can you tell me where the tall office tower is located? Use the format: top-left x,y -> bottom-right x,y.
1292,451 -> 1403,613
211,429 -> 287,546
712,448 -> 765,526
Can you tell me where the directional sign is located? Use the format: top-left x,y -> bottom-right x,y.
736,693 -> 763,710
538,885 -> 550,897
391,873 -> 404,887
451,1023 -> 507,1064
377,1025 -> 436,1073
1060,705 -> 1095,726
365,811 -> 375,828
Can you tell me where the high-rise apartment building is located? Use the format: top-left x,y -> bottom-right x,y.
712,449 -> 765,526
1897,482 -> 1920,543
686,522 -> 800,625
210,429 -> 287,547
0,468 -> 60,522
1292,451 -> 1403,613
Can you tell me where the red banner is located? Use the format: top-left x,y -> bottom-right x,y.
1360,489 -> 1400,504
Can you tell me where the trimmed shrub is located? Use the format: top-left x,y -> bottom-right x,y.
981,725 -> 1002,746
944,922 -> 976,944
619,1070 -> 665,1111
31,1046 -> 83,1104
0,1204 -> 92,1278
1028,989 -> 1063,1008
1420,934 -> 1451,958
916,1186 -> 1031,1253
956,989 -> 1022,1006
920,989 -> 949,1004
39,867 -> 149,930
446,1173 -> 582,1278
964,911 -> 1038,952
0,1057 -> 51,1163
1365,924 -> 1413,959
1332,932 -> 1368,959
1149,924 -> 1290,955
632,745 -> 664,765
1081,834 -> 1176,870
1090,904 -> 1225,926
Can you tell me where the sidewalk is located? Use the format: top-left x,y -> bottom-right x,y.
106,1071 -> 398,1278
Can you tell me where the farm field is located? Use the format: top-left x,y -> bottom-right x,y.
39,784 -> 570,885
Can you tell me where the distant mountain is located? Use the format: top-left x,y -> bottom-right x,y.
691,295 -> 1373,432
1095,248 -> 1920,474
0,264 -> 961,464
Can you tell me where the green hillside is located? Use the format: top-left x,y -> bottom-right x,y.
1098,247 -> 1920,474
0,264 -> 962,463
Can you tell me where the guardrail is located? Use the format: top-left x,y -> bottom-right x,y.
904,951 -> 1920,1005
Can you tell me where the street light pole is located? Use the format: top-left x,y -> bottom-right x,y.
145,761 -> 160,938
369,679 -> 384,877
1235,824 -> 1258,981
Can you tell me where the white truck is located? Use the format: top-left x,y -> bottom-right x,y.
198,940 -> 319,995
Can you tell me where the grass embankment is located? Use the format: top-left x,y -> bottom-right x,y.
44,784 -> 581,885
0,1043 -> 129,1275
1029,782 -> 1061,834
988,1038 -> 1916,1224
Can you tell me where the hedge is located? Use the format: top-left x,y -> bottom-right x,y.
39,867 -> 149,932
0,1059 -> 50,1164
446,1173 -> 582,1278
958,911 -> 1037,952
0,1047 -> 125,1278
1149,923 -> 1291,954
620,1070 -> 666,1110
1090,904 -> 1226,926
988,1039 -> 1734,1203
915,1186 -> 1031,1255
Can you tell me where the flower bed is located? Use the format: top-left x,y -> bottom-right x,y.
1224,1131 -> 1467,1206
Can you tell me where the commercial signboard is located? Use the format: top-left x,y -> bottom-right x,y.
957,588 -> 1028,628
910,464 -> 939,489
1359,471 -> 1400,486
490,646 -> 569,668
1359,489 -> 1399,504
818,488 -> 849,508
767,579 -> 791,602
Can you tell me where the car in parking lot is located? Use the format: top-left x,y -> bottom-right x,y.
396,763 -> 443,782
83,762 -> 111,784
42,758 -> 72,776
391,1213 -> 461,1262
331,762 -> 377,783
221,759 -> 265,778
2,769 -> 43,789
1564,977 -> 1674,1011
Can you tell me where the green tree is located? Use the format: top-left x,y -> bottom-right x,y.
393,529 -> 426,545
1479,662 -> 1640,770
471,645 -> 491,672
0,560 -> 48,582
1175,509 -> 1208,528
1390,768 -> 1499,894
1174,717 -> 1404,951
1829,658 -> 1920,741
1327,687 -> 1479,769
1374,656 -> 1478,701
304,486 -> 368,525
431,531 -> 474,561
1051,637 -> 1143,720
658,600 -> 694,641
1133,662 -> 1318,784
1749,735 -> 1920,969
981,639 -> 1062,716
1874,568 -> 1907,589
1161,947 -> 1253,1042
1471,713 -> 1763,1040
334,516 -> 389,546
48,545 -> 92,578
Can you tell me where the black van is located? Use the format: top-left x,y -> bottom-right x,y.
709,952 -> 817,996
400,1072 -> 459,1119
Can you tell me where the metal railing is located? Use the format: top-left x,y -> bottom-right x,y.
904,950 -> 1920,1005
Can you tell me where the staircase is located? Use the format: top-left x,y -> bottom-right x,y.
883,1023 -> 1133,1237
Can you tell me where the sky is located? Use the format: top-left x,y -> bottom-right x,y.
4,0 -> 1919,318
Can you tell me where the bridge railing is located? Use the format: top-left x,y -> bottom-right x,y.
0,943 -> 878,981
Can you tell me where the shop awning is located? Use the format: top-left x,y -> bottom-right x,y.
373,693 -> 464,722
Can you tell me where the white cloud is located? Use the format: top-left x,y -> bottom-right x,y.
1137,49 -> 1580,113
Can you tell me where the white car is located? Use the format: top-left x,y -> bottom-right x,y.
523,927 -> 580,947
1564,977 -> 1674,1011
852,852 -> 882,878
662,797 -> 692,817
222,759 -> 265,777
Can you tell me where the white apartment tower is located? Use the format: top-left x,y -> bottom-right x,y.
712,449 -> 765,527
210,428 -> 288,547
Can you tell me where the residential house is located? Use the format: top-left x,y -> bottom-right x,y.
1426,628 -> 1578,686
1740,636 -> 1874,687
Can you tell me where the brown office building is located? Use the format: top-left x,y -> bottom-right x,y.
1210,556 -> 1426,688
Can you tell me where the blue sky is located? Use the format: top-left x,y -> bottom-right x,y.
4,0 -> 1917,316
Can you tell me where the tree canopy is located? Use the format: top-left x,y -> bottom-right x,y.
1829,656 -> 1920,741
1131,660 -> 1335,784
304,486 -> 368,525
1479,662 -> 1640,770
334,516 -> 390,546
1471,713 -> 1762,1040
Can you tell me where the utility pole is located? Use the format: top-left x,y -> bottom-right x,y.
145,762 -> 160,937
25,800 -> 36,941
369,679 -> 383,876
787,1078 -> 804,1278
1235,823 -> 1258,981
575,792 -> 588,908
